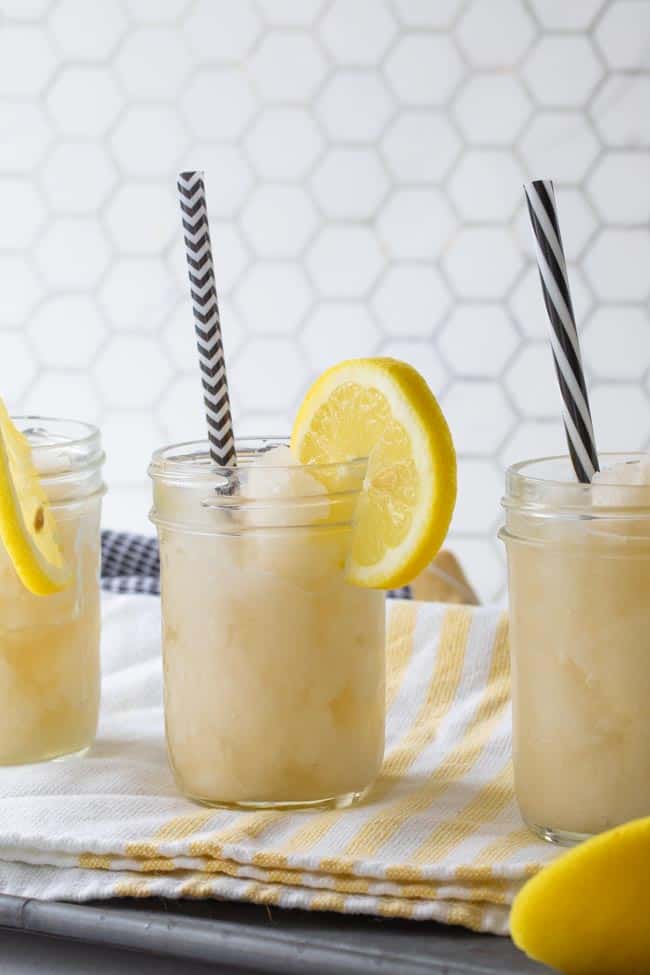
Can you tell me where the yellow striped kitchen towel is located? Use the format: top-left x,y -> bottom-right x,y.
0,593 -> 561,934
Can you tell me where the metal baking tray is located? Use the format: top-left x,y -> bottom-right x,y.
0,894 -> 554,974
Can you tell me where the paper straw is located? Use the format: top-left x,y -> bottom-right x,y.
524,179 -> 599,483
177,171 -> 236,468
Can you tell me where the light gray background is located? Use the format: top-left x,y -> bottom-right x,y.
0,0 -> 649,600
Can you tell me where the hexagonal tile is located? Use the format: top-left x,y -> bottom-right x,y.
0,256 -> 43,327
229,338 -> 306,411
0,102 -> 52,172
106,184 -> 177,255
35,218 -> 111,288
591,385 -> 650,450
595,1 -> 650,69
527,0 -> 604,29
183,0 -> 260,60
115,28 -> 191,97
509,264 -> 593,338
181,69 -> 257,140
453,75 -> 531,146
95,336 -> 172,409
584,230 -> 650,301
111,106 -> 188,177
446,536 -> 504,604
301,304 -> 380,371
27,296 -> 106,368
254,0 -> 324,25
382,111 -> 460,182
372,266 -> 451,337
311,148 -> 389,220
100,259 -> 179,331
235,264 -> 312,334
40,144 -> 117,213
380,340 -> 446,394
0,26 -> 55,95
48,0 -> 126,59
519,112 -> 601,183
306,227 -> 384,297
101,411 -> 161,488
168,223 -> 249,294
505,343 -> 563,419
179,144 -> 252,218
448,150 -> 525,222
385,35 -> 464,105
320,0 -> 396,64
240,187 -> 317,258
121,0 -> 191,22
244,109 -> 322,181
377,189 -> 456,259
249,32 -> 327,102
23,373 -> 100,423
523,37 -> 603,107
499,420 -> 564,469
46,67 -> 123,137
439,306 -> 519,377
392,0 -> 465,27
591,76 -> 650,147
452,458 -> 502,534
443,228 -> 523,299
441,381 -> 514,453
456,0 -> 535,68
587,153 -> 650,224
316,72 -> 394,142
0,180 -> 44,248
583,307 -> 650,380
0,333 -> 37,404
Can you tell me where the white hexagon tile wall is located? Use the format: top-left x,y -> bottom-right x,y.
0,0 -> 648,601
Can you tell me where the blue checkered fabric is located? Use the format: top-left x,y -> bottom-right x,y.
101,531 -> 411,600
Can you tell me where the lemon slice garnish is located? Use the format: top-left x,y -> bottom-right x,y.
0,399 -> 71,595
511,817 -> 650,974
291,358 -> 456,589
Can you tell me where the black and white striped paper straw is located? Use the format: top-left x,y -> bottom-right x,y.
177,171 -> 236,468
524,179 -> 599,483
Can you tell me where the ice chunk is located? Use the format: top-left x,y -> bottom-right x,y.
592,456 -> 650,509
242,444 -> 327,504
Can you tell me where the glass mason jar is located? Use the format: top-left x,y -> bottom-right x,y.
500,454 -> 650,845
0,417 -> 105,765
149,438 -> 386,810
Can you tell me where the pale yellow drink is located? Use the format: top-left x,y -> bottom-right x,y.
0,418 -> 105,765
150,440 -> 386,808
501,454 -> 650,843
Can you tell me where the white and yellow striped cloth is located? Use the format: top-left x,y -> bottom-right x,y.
0,593 -> 560,934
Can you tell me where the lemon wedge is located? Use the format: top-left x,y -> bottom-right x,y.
292,358 -> 456,589
511,817 -> 650,974
0,399 -> 70,595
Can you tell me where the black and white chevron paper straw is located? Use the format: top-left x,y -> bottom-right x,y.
524,179 -> 599,483
177,171 -> 236,468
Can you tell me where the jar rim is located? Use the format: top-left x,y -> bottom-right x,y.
504,452 -> 650,514
12,415 -> 100,452
149,436 -> 368,482
11,415 -> 105,502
